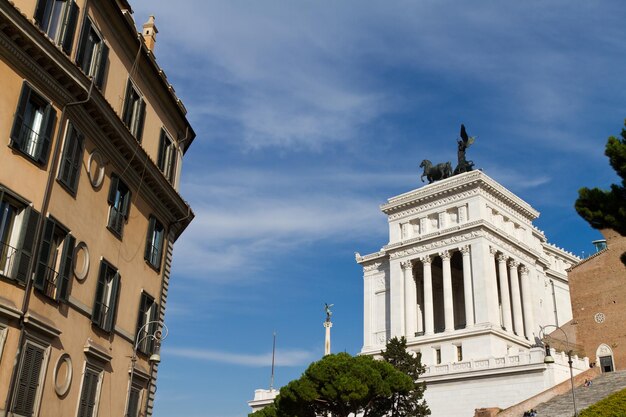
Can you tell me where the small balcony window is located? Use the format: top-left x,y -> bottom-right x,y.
33,217 -> 74,302
107,175 -> 131,237
34,0 -> 79,54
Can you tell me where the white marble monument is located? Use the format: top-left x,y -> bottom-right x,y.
356,170 -> 585,416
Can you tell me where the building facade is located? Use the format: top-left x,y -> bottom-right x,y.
569,229 -> 626,373
356,171 -> 585,416
0,1 -> 194,416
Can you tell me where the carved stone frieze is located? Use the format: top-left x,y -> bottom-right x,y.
387,189 -> 479,221
389,230 -> 482,259
363,262 -> 382,272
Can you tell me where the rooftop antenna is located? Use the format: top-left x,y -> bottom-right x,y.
270,331 -> 276,390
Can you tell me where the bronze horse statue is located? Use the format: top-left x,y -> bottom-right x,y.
420,159 -> 452,183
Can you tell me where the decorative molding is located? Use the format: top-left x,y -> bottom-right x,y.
24,311 -> 61,338
0,295 -> 22,320
420,255 -> 432,265
87,151 -> 106,189
54,353 -> 72,397
460,245 -> 470,255
363,262 -> 382,272
497,254 -> 508,263
386,189 -> 479,221
520,265 -> 529,276
439,250 -> 451,260
400,260 -> 413,270
508,260 -> 520,269
84,338 -> 112,363
73,241 -> 90,281
390,230 -> 482,260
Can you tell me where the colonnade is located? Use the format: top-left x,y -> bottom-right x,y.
400,245 -> 535,341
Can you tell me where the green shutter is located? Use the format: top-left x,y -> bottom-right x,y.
61,1 -> 79,54
148,303 -> 159,353
127,387 -> 140,417
57,234 -> 75,302
78,368 -> 99,417
135,294 -> 148,348
34,217 -> 55,291
33,0 -> 47,27
12,343 -> 45,416
157,130 -> 166,171
122,80 -> 133,127
105,271 -> 120,332
144,216 -> 156,263
13,207 -> 40,284
134,99 -> 146,142
76,18 -> 92,69
121,188 -> 131,219
37,103 -> 56,165
91,262 -> 106,326
94,43 -> 109,89
10,83 -> 32,150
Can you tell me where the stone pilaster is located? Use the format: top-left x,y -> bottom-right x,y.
460,245 -> 475,327
508,260 -> 524,337
497,254 -> 513,332
440,250 -> 454,332
422,255 -> 434,335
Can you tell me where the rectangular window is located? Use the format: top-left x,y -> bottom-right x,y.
77,366 -> 102,417
107,175 -> 131,237
33,217 -> 74,302
91,260 -> 120,332
10,82 -> 56,165
76,18 -> 108,88
144,216 -> 164,270
11,340 -> 49,417
127,386 -> 142,417
58,122 -> 84,194
157,129 -> 177,182
122,80 -> 146,142
456,345 -> 463,362
0,187 -> 40,283
435,348 -> 441,365
136,292 -> 158,355
33,0 -> 79,54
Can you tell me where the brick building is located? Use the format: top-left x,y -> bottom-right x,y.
568,229 -> 626,372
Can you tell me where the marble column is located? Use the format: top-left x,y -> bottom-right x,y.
402,260 -> 417,338
497,254 -> 513,332
440,251 -> 454,332
460,245 -> 475,327
421,256 -> 434,335
520,265 -> 535,340
509,260 -> 524,337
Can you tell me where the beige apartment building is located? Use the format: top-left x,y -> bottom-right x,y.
0,1 -> 195,416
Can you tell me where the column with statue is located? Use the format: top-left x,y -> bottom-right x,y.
324,303 -> 333,356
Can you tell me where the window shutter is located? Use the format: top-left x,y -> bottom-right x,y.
69,131 -> 85,190
61,1 -> 79,54
37,103 -> 56,165
121,188 -> 131,219
91,262 -> 106,326
34,217 -> 55,291
33,0 -> 47,27
148,303 -> 159,353
105,272 -> 120,332
157,130 -> 166,171
135,294 -> 148,346
57,234 -> 75,302
13,344 -> 44,416
127,387 -> 140,417
10,83 -> 32,150
78,368 -> 99,417
75,18 -> 92,69
94,43 -> 109,89
107,175 -> 119,205
134,99 -> 146,142
13,207 -> 40,284
122,80 -> 133,126
144,216 -> 156,263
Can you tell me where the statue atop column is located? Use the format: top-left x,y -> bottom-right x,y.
324,303 -> 334,323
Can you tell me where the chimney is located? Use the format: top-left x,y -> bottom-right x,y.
142,15 -> 158,52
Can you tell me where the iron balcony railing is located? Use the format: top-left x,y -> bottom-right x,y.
0,241 -> 17,278
40,265 -> 59,299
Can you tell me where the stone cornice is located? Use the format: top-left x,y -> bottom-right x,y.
381,171 -> 538,222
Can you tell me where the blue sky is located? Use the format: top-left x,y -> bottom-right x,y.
131,2 -> 625,416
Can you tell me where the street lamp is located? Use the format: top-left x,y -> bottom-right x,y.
539,325 -> 577,417
124,320 -> 169,417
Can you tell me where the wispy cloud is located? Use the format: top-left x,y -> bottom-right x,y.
166,347 -> 315,367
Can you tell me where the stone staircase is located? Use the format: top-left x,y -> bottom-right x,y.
533,371 -> 626,416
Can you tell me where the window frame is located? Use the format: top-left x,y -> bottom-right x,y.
91,260 -> 120,333
106,174 -> 131,238
0,186 -> 40,284
135,292 -> 158,355
122,79 -> 146,142
10,82 -> 56,165
33,0 -> 79,54
76,362 -> 103,417
157,128 -> 177,183
57,121 -> 85,195
11,337 -> 51,417
75,17 -> 108,89
33,216 -> 74,302
144,216 -> 165,271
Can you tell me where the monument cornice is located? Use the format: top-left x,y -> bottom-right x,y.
381,171 -> 538,222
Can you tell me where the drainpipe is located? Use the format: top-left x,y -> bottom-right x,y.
4,79 -> 94,415
550,280 -> 559,326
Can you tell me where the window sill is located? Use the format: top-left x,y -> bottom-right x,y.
144,258 -> 161,274
56,178 -> 78,198
106,225 -> 124,241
